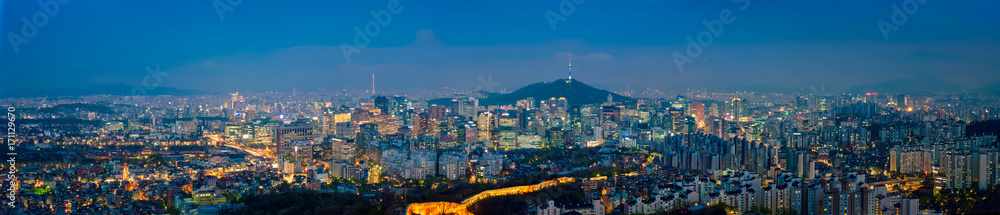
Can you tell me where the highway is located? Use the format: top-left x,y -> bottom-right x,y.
207,133 -> 272,159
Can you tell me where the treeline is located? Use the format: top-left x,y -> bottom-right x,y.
16,118 -> 103,126
967,120 -> 1000,137
36,103 -> 116,114
236,190 -> 384,215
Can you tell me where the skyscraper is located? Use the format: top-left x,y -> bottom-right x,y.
547,127 -> 566,148
414,112 -> 432,138
498,110 -> 518,150
726,97 -> 747,121
374,96 -> 391,115
275,125 -> 314,157
428,104 -> 446,120
357,123 -> 380,161
690,102 -> 705,128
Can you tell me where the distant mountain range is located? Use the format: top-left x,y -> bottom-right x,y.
845,78 -> 1000,95
975,82 -> 1000,95
0,84 -> 209,98
721,78 -> 1000,95
474,79 -> 634,106
3,78 -> 999,99
718,84 -> 797,94
846,77 -> 967,94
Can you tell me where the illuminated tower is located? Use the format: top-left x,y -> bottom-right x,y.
568,53 -> 572,80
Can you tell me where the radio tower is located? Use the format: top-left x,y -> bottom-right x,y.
568,53 -> 572,81
371,73 -> 375,94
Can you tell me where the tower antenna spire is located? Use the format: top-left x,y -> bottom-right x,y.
372,73 -> 375,94
568,53 -> 572,81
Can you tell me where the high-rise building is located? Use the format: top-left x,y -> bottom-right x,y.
413,112 -> 432,138
450,99 -> 463,117
726,97 -> 747,121
428,104 -> 447,120
335,122 -> 356,139
942,151 -> 973,190
476,111 -> 494,143
670,95 -> 689,114
786,150 -> 814,180
370,114 -> 398,135
331,138 -> 355,162
498,110 -> 519,150
690,102 -> 705,128
889,146 -> 931,175
547,127 -> 566,148
601,106 -> 620,124
275,125 -> 314,157
321,110 -> 337,136
357,123 -> 381,161
393,96 -> 409,121
516,97 -> 535,110
547,97 -> 568,120
357,123 -> 380,145
706,117 -> 723,137
669,107 -> 686,133
978,148 -> 1000,190
899,198 -> 918,215
708,103 -> 720,117
351,109 -> 371,123
374,96 -> 392,115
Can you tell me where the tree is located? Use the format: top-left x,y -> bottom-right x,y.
167,207 -> 180,215
423,175 -> 435,188
712,202 -> 736,213
776,208 -> 797,215
748,205 -> 772,214
225,192 -> 242,203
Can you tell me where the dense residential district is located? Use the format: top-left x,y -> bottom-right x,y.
2,80 -> 1000,215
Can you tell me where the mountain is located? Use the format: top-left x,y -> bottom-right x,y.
476,79 -> 634,106
719,84 -> 794,94
846,77 -> 967,94
0,84 -> 209,98
974,82 -> 1000,95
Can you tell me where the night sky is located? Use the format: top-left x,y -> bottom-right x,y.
1,0 -> 998,94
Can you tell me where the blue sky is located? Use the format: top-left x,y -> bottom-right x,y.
1,0 -> 998,94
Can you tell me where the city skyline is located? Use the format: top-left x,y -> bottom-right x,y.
3,1 -> 1000,215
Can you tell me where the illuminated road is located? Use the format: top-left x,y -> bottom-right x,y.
407,177 -> 576,215
225,144 -> 267,158
207,133 -> 272,159
867,178 -> 922,186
